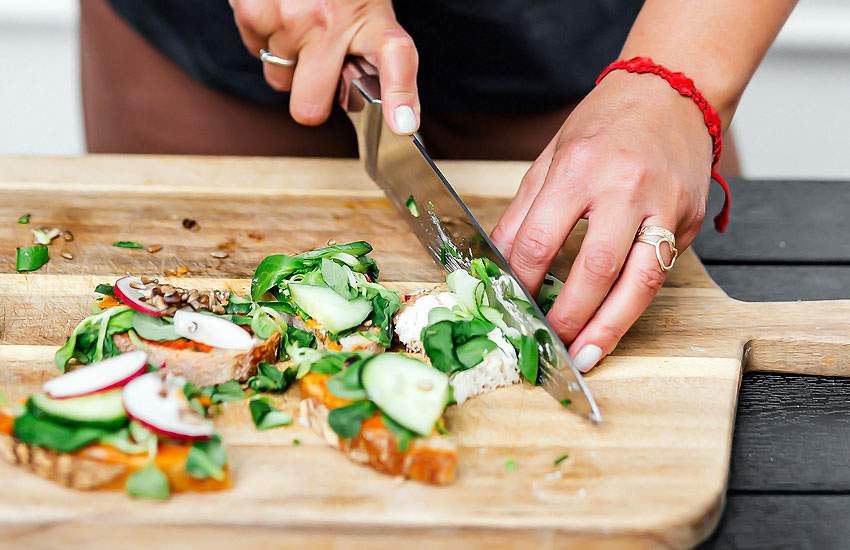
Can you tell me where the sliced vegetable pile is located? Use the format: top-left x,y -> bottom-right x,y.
251,241 -> 401,348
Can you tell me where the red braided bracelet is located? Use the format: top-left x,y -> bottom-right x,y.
596,56 -> 730,232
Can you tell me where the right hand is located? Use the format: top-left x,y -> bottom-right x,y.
229,0 -> 420,134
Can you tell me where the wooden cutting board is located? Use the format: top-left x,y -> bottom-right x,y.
1,155 -> 848,550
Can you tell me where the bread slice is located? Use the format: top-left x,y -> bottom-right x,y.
113,331 -> 280,386
393,285 -> 521,404
299,372 -> 457,485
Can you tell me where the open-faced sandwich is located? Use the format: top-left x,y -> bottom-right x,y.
55,277 -> 281,386
394,258 -> 563,404
0,351 -> 230,498
250,241 -> 402,354
293,349 -> 456,485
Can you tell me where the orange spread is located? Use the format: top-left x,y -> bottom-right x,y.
0,411 -> 230,493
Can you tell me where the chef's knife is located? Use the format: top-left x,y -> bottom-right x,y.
339,58 -> 601,424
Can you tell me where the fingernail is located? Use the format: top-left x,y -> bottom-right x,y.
573,344 -> 603,372
393,105 -> 417,134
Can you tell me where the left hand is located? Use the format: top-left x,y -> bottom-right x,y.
491,70 -> 713,371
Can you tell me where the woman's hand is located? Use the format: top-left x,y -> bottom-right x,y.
491,70 -> 713,372
229,0 -> 419,134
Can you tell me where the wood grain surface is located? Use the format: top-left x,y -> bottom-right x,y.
0,155 -> 848,550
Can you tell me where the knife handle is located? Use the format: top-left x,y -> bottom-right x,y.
339,56 -> 381,111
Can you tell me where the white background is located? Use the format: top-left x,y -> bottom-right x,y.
1,0 -> 849,179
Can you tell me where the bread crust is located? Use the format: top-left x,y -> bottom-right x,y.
113,331 -> 280,386
300,373 -> 456,485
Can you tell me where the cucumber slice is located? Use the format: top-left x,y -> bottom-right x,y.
427,306 -> 457,326
361,354 -> 449,436
28,389 -> 128,429
288,283 -> 372,334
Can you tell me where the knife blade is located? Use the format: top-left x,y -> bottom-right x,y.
340,58 -> 601,424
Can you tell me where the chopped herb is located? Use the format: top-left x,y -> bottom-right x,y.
16,245 -> 49,272
292,439 -> 301,446
440,245 -> 447,265
12,412 -> 110,453
504,458 -> 516,472
31,228 -> 51,245
518,334 -> 540,385
405,194 -> 419,217
249,396 -> 293,430
560,399 -> 572,407
184,435 -> 227,480
445,242 -> 460,259
247,362 -> 297,393
427,200 -> 434,209
17,213 -> 31,224
327,401 -> 375,439
125,460 -> 170,500
94,284 -> 115,297
554,454 -> 569,466
113,241 -> 145,249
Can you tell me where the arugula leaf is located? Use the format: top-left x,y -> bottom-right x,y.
94,284 -> 115,297
131,312 -> 179,341
126,461 -> 170,500
327,401 -> 375,439
224,291 -> 253,314
247,362 -> 297,393
518,334 -> 539,384
13,413 -> 109,453
381,412 -> 417,452
185,434 -> 227,480
321,258 -> 356,300
54,306 -> 134,371
405,195 -> 419,217
456,337 -> 498,369
249,396 -> 293,430
112,241 -> 144,249
16,245 -> 48,272
325,359 -> 368,400
17,213 -> 31,224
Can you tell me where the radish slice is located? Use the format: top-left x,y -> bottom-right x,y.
43,350 -> 148,399
173,309 -> 254,350
114,276 -> 163,317
123,372 -> 214,440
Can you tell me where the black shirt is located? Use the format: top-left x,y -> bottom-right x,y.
106,0 -> 644,112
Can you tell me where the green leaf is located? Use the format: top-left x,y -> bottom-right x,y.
224,291 -> 253,315
13,413 -> 109,453
32,229 -> 51,245
421,321 -> 465,374
185,434 -> 228,480
209,380 -> 246,403
560,399 -> 572,407
325,359 -> 368,400
247,362 -> 298,393
0,390 -> 7,405
16,245 -> 49,272
321,258 -> 356,300
451,318 -> 495,342
250,308 -> 279,340
327,401 -> 375,439
381,412 -> 417,452
17,213 -> 31,224
455,337 -> 498,369
292,439 -> 301,446
358,282 -> 402,346
279,326 -> 317,361
125,461 -> 170,500
98,427 -> 150,454
504,458 -> 516,472
296,241 -> 372,261
54,306 -> 133,371
249,397 -> 293,430
112,241 -> 144,249
553,454 -> 569,466
251,254 -> 303,300
405,195 -> 419,217
94,284 -> 115,297
131,312 -> 179,341
518,334 -> 539,384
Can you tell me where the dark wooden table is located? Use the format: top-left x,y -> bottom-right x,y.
693,179 -> 850,549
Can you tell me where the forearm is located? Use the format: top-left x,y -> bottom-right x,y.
620,0 -> 797,129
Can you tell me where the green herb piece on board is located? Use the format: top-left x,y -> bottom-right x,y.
185,435 -> 228,481
327,401 -> 375,439
554,454 -> 569,466
249,396 -> 293,431
17,213 -> 31,224
16,245 -> 49,272
112,241 -> 145,249
504,458 -> 516,472
125,461 -> 170,500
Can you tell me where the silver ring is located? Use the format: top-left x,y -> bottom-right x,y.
259,48 -> 296,67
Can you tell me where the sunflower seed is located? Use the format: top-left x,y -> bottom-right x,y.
128,281 -> 144,290
60,252 -> 73,260
141,276 -> 158,284
63,231 -> 74,242
327,239 -> 337,246
210,251 -> 228,259
211,305 -> 225,315
146,244 -> 162,253
46,228 -> 62,241
163,293 -> 181,304
188,299 -> 201,311
198,294 -> 209,304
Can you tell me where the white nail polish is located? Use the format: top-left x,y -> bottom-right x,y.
393,105 -> 417,134
573,344 -> 603,372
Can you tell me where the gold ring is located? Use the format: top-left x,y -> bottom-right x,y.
635,226 -> 678,272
